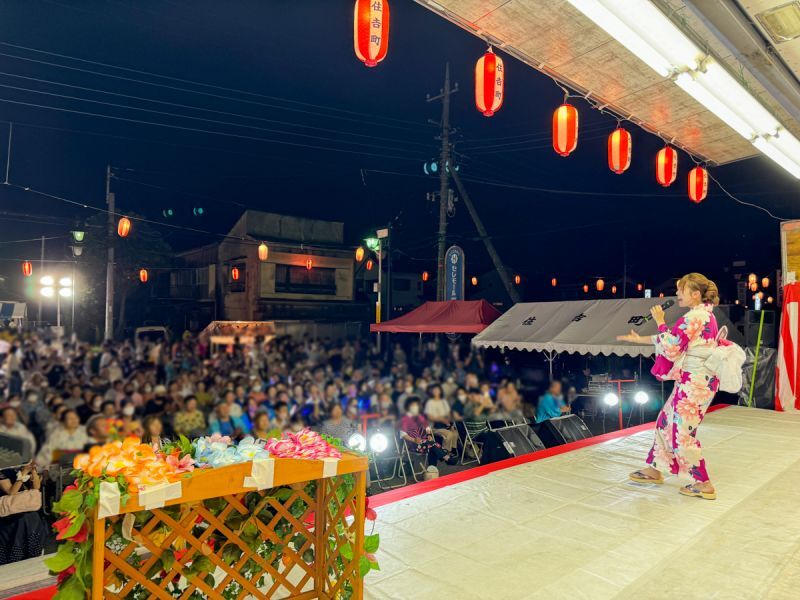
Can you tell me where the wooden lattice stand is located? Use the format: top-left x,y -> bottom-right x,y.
92,453 -> 368,599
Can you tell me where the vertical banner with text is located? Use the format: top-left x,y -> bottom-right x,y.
445,245 -> 465,301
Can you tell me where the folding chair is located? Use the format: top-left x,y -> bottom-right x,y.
399,434 -> 429,483
460,420 -> 488,465
368,429 -> 407,490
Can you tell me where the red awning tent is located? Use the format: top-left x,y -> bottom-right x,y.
369,300 -> 502,334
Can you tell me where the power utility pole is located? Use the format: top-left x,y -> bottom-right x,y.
427,63 -> 458,300
104,165 -> 115,341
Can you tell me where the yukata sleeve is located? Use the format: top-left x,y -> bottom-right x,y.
650,317 -> 690,381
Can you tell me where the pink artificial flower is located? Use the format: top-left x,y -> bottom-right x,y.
165,450 -> 195,474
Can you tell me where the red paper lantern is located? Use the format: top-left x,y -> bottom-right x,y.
655,146 -> 678,187
637,283 -> 643,292
21,261 -> 32,277
475,48 -> 504,117
553,104 -> 578,157
306,258 -> 313,271
471,276 -> 478,286
514,274 -> 521,285
659,292 -> 665,298
767,296 -> 774,304
750,282 -> 758,292
688,166 -> 708,203
366,259 -> 374,271
139,269 -> 148,283
422,271 -> 429,282
258,243 -> 269,262
117,217 -> 131,237
612,285 -> 617,294
596,279 -> 605,292
762,277 -> 770,288
355,246 -> 365,262
551,278 -> 557,287
748,273 -> 757,284
583,284 -> 589,293
354,0 -> 389,68
231,266 -> 240,281
608,128 -> 632,175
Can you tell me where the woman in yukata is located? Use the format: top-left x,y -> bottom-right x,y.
617,273 -> 720,500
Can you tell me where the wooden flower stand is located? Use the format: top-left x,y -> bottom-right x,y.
91,452 -> 368,599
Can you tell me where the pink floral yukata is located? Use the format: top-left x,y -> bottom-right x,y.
647,303 -> 719,483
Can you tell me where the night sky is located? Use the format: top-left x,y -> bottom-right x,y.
0,0 -> 796,305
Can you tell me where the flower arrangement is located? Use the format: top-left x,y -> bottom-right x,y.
47,430 -> 378,600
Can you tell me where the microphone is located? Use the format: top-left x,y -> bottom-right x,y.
642,299 -> 675,322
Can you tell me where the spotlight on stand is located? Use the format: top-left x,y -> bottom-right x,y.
634,391 -> 649,405
347,433 -> 366,453
603,392 -> 619,407
368,432 -> 389,453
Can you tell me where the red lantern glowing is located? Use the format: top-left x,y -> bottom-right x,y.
688,166 -> 708,203
768,296 -> 774,304
750,282 -> 758,292
514,275 -> 521,285
117,217 -> 131,237
354,0 -> 389,68
762,277 -> 770,288
608,128 -> 632,175
748,273 -> 757,284
551,278 -> 557,287
355,246 -> 365,262
596,279 -> 605,292
139,269 -> 148,283
612,285 -> 617,294
553,104 -> 578,157
258,243 -> 268,262
583,284 -> 589,293
21,261 -> 32,277
422,271 -> 429,282
306,258 -> 313,271
637,283 -> 643,292
475,48 -> 504,117
366,259 -> 373,271
656,146 -> 678,187
659,292 -> 665,298
471,276 -> 478,286
231,266 -> 240,281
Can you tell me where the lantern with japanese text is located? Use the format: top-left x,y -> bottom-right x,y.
655,146 -> 678,187
139,269 -> 148,283
552,104 -> 578,157
514,274 -> 521,285
688,166 -> 708,203
475,48 -> 504,117
231,266 -> 240,281
354,0 -> 389,68
596,278 -> 605,292
551,278 -> 557,287
608,128 -> 631,174
583,284 -> 589,293
21,261 -> 32,277
306,258 -> 313,271
422,271 -> 429,282
117,217 -> 131,238
366,259 -> 373,271
762,277 -> 770,288
258,243 -> 269,262
471,276 -> 478,286
355,246 -> 365,262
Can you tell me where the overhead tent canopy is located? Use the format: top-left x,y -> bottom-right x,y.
370,300 -> 502,334
472,298 -> 744,358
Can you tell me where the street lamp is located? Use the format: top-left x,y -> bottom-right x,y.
366,230 -> 389,351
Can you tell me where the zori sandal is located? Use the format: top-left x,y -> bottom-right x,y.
629,470 -> 664,484
680,484 -> 716,500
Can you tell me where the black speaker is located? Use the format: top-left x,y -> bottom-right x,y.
488,422 -> 544,459
535,415 -> 592,448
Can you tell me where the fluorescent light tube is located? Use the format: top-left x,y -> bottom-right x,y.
753,136 -> 800,178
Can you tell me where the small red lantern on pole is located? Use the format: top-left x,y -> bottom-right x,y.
608,128 -> 632,174
306,258 -> 313,271
139,269 -> 148,283
422,271 -> 429,282
258,243 -> 269,262
583,284 -> 589,293
637,283 -> 643,292
231,266 -> 240,281
551,277 -> 557,287
354,0 -> 390,68
612,285 -> 617,294
366,259 -> 373,271
471,276 -> 478,286
688,166 -> 708,203
596,278 -> 605,292
475,48 -> 504,117
117,217 -> 131,237
514,274 -> 521,285
552,104 -> 578,157
21,261 -> 32,277
655,146 -> 678,187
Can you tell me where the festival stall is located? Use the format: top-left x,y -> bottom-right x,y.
47,431 -> 375,600
369,299 -> 501,334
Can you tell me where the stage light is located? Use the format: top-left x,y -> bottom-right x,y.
40,275 -> 54,286
634,391 -> 649,405
603,392 -> 619,407
40,286 -> 54,298
369,432 -> 389,453
59,277 -> 73,287
59,287 -> 73,298
347,433 -> 366,453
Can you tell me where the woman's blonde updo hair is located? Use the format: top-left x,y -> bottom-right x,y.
677,273 -> 720,306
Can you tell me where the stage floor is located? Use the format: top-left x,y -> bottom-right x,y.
366,406 -> 800,600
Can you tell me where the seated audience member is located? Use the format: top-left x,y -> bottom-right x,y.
35,409 -> 88,466
398,396 -> 455,466
252,412 -> 273,440
318,403 -> 356,442
0,406 -> 36,454
141,415 -> 165,446
271,402 -> 290,431
489,384 -> 527,423
173,396 -> 207,439
210,401 -> 251,439
463,389 -> 494,422
423,384 -> 459,454
84,415 -> 111,450
0,464 -> 47,565
536,380 -> 570,423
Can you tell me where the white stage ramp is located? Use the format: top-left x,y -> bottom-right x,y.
366,406 -> 800,600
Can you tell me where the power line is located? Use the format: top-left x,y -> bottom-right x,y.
0,235 -> 66,244
111,175 -> 248,209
